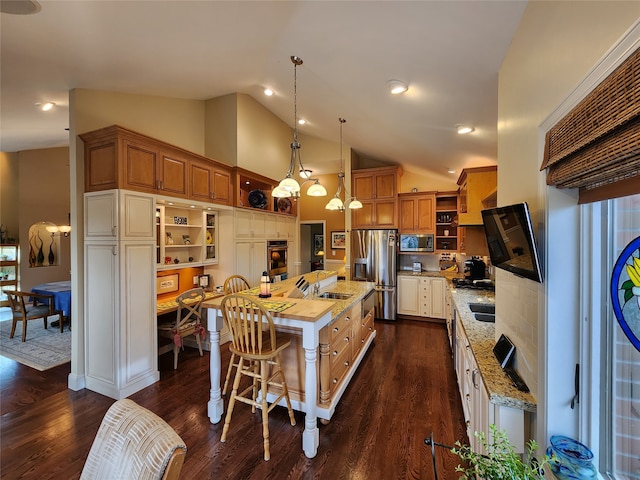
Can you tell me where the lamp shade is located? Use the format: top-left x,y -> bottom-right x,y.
272,185 -> 290,198
348,199 -> 363,209
279,176 -> 300,193
307,181 -> 327,197
326,197 -> 344,210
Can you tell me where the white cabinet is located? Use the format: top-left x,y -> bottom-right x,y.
397,275 -> 446,319
235,209 -> 266,238
235,241 -> 267,286
454,316 -> 526,454
84,189 -> 158,400
420,277 -> 446,319
397,276 -> 420,315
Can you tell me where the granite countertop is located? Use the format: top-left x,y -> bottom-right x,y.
204,271 -> 374,323
448,280 -> 537,413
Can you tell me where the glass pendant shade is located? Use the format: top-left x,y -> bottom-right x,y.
348,198 -> 363,209
272,185 -> 290,198
326,196 -> 344,210
279,176 -> 300,193
307,180 -> 327,197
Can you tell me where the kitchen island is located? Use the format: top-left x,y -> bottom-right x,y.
203,271 -> 375,458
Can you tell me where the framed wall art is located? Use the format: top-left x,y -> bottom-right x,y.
331,231 -> 346,249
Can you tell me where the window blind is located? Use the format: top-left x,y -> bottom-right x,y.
541,47 -> 640,204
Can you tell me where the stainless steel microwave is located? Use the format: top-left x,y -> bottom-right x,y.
399,233 -> 434,252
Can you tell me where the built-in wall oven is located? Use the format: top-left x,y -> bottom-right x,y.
267,240 -> 288,279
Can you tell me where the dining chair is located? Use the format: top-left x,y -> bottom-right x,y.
220,294 -> 296,461
158,287 -> 206,370
4,290 -> 62,341
222,274 -> 251,395
80,398 -> 186,480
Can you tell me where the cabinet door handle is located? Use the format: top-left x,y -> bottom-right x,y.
344,336 -> 349,343
472,369 -> 479,389
112,246 -> 117,256
333,327 -> 339,333
344,361 -> 350,367
112,226 -> 117,236
333,350 -> 338,356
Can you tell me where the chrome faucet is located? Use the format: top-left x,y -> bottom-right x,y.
314,271 -> 327,296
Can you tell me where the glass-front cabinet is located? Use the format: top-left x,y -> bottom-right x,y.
0,244 -> 19,306
156,202 -> 217,270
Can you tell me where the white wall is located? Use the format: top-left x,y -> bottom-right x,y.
498,0 -> 640,442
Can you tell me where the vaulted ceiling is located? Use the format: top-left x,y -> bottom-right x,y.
0,1 -> 527,187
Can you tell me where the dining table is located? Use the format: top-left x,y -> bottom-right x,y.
30,280 -> 71,329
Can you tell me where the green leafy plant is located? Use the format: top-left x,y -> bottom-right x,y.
452,424 -> 550,480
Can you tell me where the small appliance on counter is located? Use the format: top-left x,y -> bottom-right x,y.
412,262 -> 422,273
464,257 -> 486,280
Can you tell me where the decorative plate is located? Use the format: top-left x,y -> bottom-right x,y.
611,235 -> 640,352
248,189 -> 267,209
277,197 -> 292,213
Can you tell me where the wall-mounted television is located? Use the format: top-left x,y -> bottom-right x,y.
481,202 -> 543,283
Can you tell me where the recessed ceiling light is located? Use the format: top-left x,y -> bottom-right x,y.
388,80 -> 408,95
36,102 -> 56,111
447,168 -> 456,174
457,125 -> 475,135
298,119 -> 306,125
264,88 -> 274,96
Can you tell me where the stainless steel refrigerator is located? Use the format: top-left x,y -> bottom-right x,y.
351,229 -> 397,321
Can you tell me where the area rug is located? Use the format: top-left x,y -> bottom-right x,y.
0,317 -> 71,371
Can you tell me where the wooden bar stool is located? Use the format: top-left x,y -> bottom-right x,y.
221,274 -> 251,395
220,294 -> 296,461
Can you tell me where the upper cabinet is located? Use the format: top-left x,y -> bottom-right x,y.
456,166 -> 497,225
80,125 -> 232,206
352,166 -> 402,229
398,192 -> 435,233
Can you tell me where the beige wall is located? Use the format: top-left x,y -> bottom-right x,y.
74,89 -> 205,154
12,148 -> 71,290
0,152 -> 19,242
204,94 -> 238,166
497,1 -> 640,438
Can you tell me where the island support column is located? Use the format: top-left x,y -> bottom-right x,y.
207,307 -> 224,423
301,321 -> 320,458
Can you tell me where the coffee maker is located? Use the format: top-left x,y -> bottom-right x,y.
464,258 -> 486,280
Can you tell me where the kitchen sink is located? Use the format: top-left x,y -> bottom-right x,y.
473,313 -> 496,323
317,292 -> 353,300
468,303 -> 495,314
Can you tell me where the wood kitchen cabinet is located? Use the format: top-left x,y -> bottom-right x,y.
189,157 -> 232,205
81,125 -> 232,206
398,192 -> 435,233
351,166 -> 401,229
435,192 -> 459,251
457,166 -> 497,225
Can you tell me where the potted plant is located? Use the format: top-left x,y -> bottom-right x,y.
452,424 -> 551,480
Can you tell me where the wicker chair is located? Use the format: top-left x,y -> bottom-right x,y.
4,290 -> 62,341
220,294 -> 296,461
80,399 -> 186,480
221,274 -> 251,395
158,287 -> 206,369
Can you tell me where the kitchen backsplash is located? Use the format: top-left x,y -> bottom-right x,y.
397,252 -> 492,277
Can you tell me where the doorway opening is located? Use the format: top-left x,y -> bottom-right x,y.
299,221 -> 325,275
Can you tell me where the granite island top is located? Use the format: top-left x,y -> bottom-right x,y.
203,271 -> 374,323
448,280 -> 537,413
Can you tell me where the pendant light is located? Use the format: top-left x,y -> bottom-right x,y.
325,118 -> 363,211
273,56 -> 327,199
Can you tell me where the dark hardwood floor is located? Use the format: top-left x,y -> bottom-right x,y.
0,319 -> 468,479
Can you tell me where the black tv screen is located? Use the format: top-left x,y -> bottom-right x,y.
481,202 -> 543,283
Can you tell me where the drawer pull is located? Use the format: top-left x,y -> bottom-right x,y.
345,316 -> 350,322
344,361 -> 350,367
333,378 -> 338,384
333,327 -> 339,333
344,336 -> 349,343
333,350 -> 338,356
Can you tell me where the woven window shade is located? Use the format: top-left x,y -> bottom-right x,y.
541,47 -> 640,203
